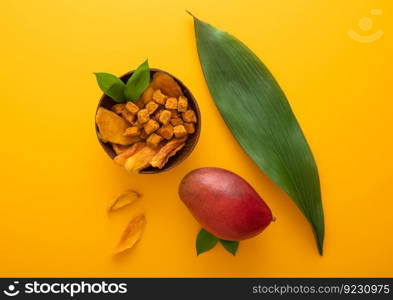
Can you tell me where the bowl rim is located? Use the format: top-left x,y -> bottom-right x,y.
95,68 -> 201,174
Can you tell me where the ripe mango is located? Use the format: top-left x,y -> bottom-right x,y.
179,167 -> 273,241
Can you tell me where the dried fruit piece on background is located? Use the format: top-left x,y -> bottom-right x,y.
108,190 -> 141,212
124,146 -> 157,172
115,214 -> 146,254
150,137 -> 186,169
96,107 -> 135,145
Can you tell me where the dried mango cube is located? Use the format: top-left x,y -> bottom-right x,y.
143,119 -> 159,135
158,110 -> 171,125
184,122 -> 195,134
123,126 -> 140,137
177,96 -> 188,112
170,117 -> 183,126
170,109 -> 179,118
145,101 -> 159,115
137,109 -> 150,124
120,110 -> 135,123
173,125 -> 187,138
157,124 -> 174,140
112,103 -> 126,114
165,97 -> 178,110
146,133 -> 163,148
125,101 -> 140,114
152,89 -> 167,105
182,109 -> 197,123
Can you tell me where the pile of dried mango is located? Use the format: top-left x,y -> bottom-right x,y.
95,72 -> 198,173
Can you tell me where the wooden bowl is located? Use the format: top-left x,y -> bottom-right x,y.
95,68 -> 201,174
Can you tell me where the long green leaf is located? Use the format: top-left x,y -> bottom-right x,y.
190,14 -> 325,254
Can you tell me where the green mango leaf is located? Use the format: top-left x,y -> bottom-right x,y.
196,229 -> 218,255
190,13 -> 325,255
124,59 -> 150,101
219,239 -> 239,256
94,72 -> 126,103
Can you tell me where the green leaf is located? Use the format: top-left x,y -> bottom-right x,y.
124,59 -> 150,101
190,14 -> 325,255
219,239 -> 239,256
94,72 -> 126,103
196,229 -> 218,255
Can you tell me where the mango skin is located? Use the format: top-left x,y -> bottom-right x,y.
179,167 -> 273,241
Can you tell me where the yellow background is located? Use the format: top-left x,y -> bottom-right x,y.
0,0 -> 392,277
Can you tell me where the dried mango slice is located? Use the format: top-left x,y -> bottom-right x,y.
108,190 -> 141,212
113,142 -> 145,166
140,84 -> 155,105
150,137 -> 186,169
124,146 -> 157,173
115,214 -> 146,254
151,72 -> 183,97
96,107 -> 134,145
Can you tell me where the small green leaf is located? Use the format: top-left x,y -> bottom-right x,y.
94,72 -> 126,103
196,229 -> 218,255
124,60 -> 150,101
219,239 -> 239,256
